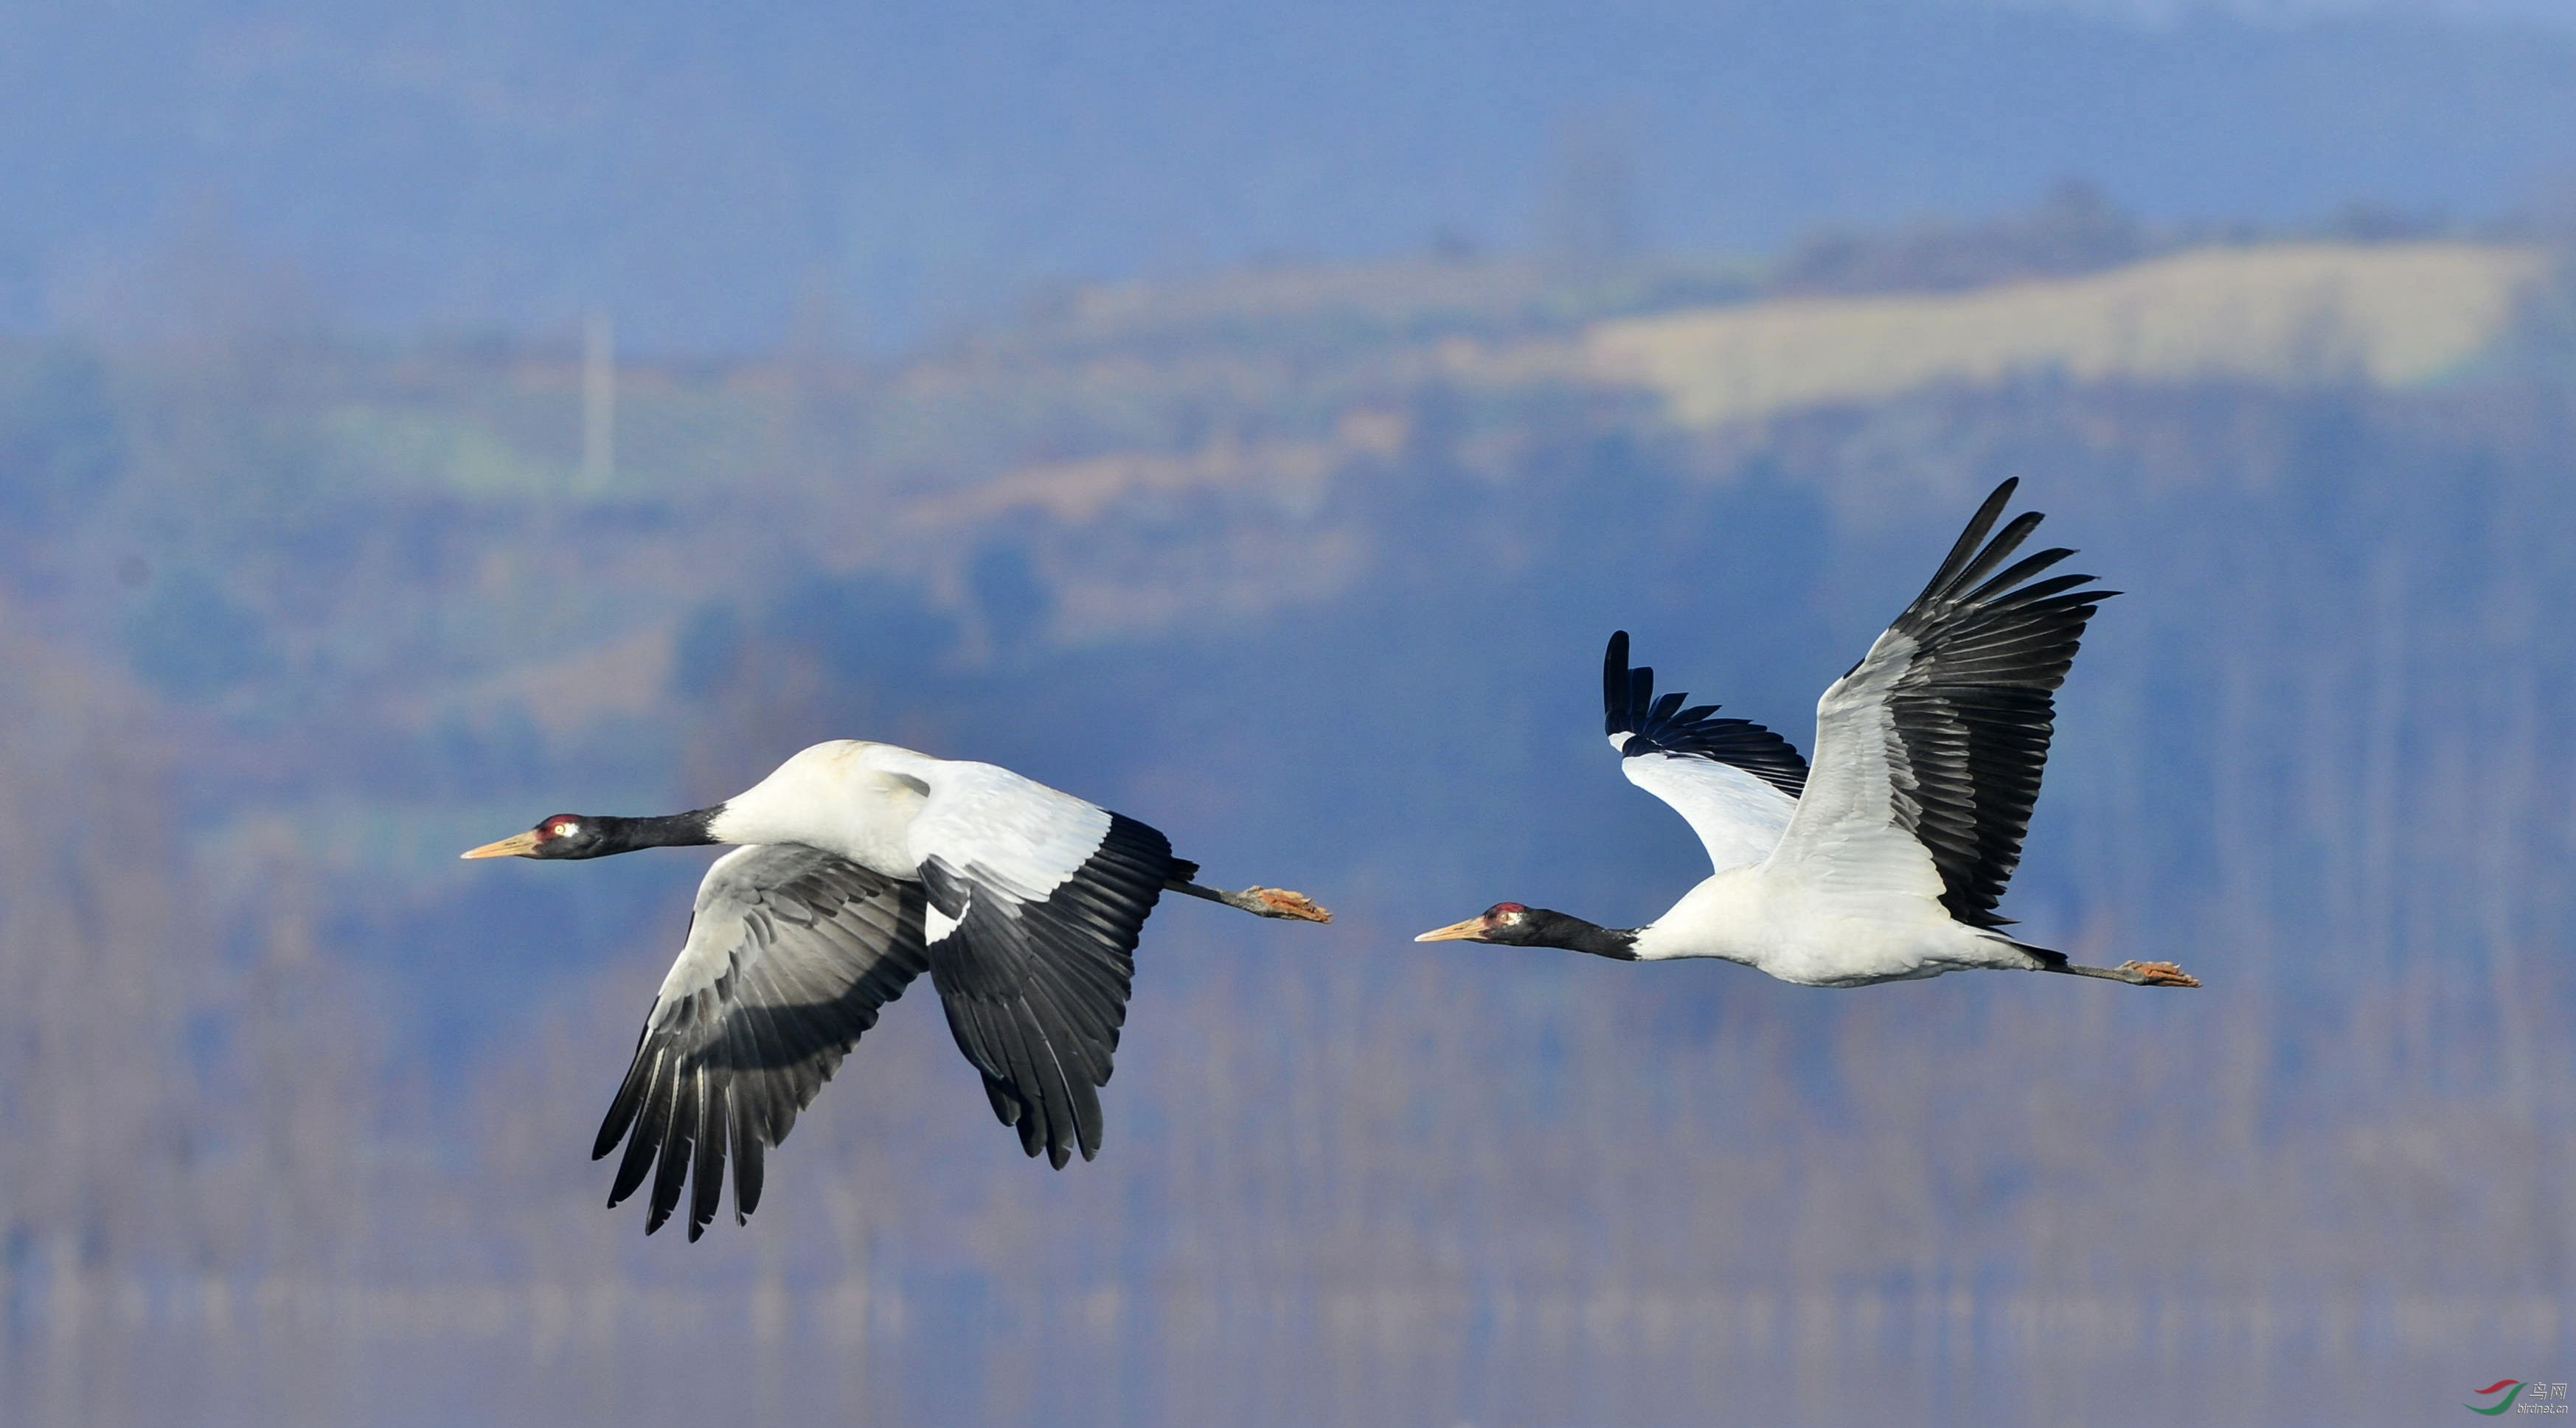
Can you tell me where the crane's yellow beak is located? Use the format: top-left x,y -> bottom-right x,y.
461,830 -> 541,860
1414,916 -> 1490,943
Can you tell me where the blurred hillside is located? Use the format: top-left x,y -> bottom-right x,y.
3,215 -> 2575,1426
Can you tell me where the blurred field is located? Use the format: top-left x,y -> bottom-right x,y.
1588,241 -> 2551,427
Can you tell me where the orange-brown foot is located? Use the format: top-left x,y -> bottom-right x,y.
2118,960 -> 2200,987
1250,887 -> 1333,923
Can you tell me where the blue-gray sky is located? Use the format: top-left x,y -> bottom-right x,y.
6,0 -> 2573,352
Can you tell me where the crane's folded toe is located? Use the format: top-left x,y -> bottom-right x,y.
1247,887 -> 1331,922
2117,960 -> 2201,987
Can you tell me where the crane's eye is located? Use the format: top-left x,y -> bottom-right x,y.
549,821 -> 580,839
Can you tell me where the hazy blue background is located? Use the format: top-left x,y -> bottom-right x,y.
9,0 -> 2576,349
2,2 -> 2572,1425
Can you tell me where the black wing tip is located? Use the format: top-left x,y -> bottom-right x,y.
598,1055 -> 751,1240
1603,630 -> 1670,739
1024,1127 -> 1098,1169
1905,480 -> 2130,627
617,1152 -> 751,1238
1973,478 -> 2023,531
985,1065 -> 1087,1168
1913,481 -> 2043,610
1959,479 -> 2022,540
1601,628 -> 1811,796
1604,630 -> 1637,738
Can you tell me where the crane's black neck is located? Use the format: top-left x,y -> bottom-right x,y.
1512,910 -> 1642,961
555,808 -> 722,858
615,809 -> 721,849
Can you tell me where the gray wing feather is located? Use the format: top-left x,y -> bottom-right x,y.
596,843 -> 928,1239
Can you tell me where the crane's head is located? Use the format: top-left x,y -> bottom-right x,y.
1414,902 -> 1548,945
1414,902 -> 1639,959
462,814 -> 610,860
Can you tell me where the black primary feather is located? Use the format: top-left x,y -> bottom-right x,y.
1603,630 -> 1810,798
920,813 -> 1181,1170
1876,478 -> 2117,928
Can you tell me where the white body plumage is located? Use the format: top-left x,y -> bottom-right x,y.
1615,726 -> 2029,984
707,740 -> 1110,897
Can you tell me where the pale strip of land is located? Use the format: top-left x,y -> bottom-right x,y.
1586,243 -> 2550,428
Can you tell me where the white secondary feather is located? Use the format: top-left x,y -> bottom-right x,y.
642,842 -> 917,1032
1617,748 -> 1796,874
648,844 -> 778,1020
874,750 -> 1115,908
1760,627 -> 1949,909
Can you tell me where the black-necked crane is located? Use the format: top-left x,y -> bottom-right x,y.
465,742 -> 1330,1239
1417,478 -> 2198,990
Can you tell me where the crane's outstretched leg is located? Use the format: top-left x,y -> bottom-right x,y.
1166,880 -> 1332,922
2010,938 -> 2198,986
2048,958 -> 2200,987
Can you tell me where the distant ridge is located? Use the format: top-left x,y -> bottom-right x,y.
6,2 -> 2574,351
